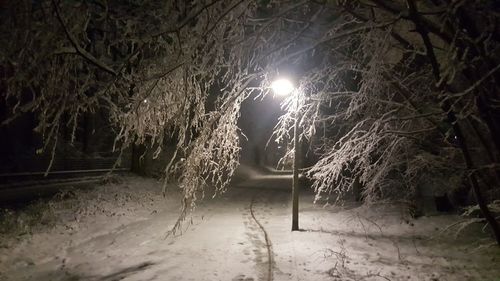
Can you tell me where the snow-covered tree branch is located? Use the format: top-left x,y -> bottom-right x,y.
1,0 -> 499,242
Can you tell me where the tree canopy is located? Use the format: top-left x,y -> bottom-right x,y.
1,0 -> 499,240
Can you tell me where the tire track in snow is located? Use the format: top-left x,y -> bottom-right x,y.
250,192 -> 274,281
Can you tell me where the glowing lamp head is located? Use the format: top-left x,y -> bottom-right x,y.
271,78 -> 294,96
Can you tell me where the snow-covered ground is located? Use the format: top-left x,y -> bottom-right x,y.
0,175 -> 499,281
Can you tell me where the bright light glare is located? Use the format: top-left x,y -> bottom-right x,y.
271,78 -> 294,96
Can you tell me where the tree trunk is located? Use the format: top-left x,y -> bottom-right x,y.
406,0 -> 500,244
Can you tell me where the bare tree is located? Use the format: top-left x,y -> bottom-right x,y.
270,0 -> 500,243
1,0 -> 260,232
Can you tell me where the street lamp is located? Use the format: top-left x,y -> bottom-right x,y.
271,78 -> 294,96
271,78 -> 301,231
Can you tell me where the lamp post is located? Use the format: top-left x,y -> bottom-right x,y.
271,78 -> 300,231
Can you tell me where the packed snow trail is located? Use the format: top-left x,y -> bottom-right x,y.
249,191 -> 274,281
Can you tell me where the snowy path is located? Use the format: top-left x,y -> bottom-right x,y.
1,176 -> 499,281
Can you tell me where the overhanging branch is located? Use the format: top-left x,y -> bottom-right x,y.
52,0 -> 117,76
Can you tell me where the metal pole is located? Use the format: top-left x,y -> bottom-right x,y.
292,97 -> 300,231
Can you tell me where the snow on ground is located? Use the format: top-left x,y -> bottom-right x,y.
0,175 -> 499,281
